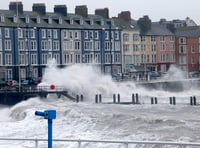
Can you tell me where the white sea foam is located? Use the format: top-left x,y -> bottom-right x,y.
0,62 -> 200,147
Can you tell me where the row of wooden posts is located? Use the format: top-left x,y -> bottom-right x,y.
94,94 -> 199,106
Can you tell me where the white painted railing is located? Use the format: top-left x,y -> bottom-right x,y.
0,138 -> 200,147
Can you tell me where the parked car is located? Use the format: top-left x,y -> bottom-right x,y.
7,80 -> 19,87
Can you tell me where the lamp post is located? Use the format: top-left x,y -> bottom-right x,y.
101,28 -> 105,73
109,21 -> 112,77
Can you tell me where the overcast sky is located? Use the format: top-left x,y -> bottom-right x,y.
1,0 -> 200,24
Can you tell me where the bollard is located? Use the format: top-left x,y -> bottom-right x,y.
76,95 -> 79,103
132,94 -> 135,104
169,97 -> 172,104
95,94 -> 98,104
99,94 -> 102,103
35,110 -> 56,148
117,94 -> 120,103
190,96 -> 193,105
113,94 -> 116,103
173,96 -> 176,105
155,97 -> 158,104
193,96 -> 196,105
151,97 -> 154,104
136,93 -> 139,104
80,94 -> 83,101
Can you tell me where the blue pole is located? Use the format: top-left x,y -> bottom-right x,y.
35,110 -> 56,148
48,119 -> 53,148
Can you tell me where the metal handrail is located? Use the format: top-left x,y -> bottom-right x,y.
0,138 -> 200,147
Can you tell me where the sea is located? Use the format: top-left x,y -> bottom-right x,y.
0,62 -> 200,148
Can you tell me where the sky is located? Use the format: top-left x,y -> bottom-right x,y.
0,0 -> 199,25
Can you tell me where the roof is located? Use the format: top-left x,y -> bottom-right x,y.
144,22 -> 174,36
175,26 -> 200,37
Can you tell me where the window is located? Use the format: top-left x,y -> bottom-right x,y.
42,53 -> 48,64
74,41 -> 81,50
123,44 -> 130,52
41,29 -> 46,39
18,40 -> 25,51
179,55 -> 186,64
115,31 -> 119,40
170,36 -> 175,41
30,40 -> 37,51
0,39 -> 2,51
0,53 -> 2,65
47,29 -> 52,38
53,30 -> 58,39
191,56 -> 195,64
5,28 -> 10,38
84,31 -> 88,39
53,54 -> 60,64
123,33 -> 129,41
141,44 -> 146,52
141,36 -> 145,41
18,29 -> 23,38
170,43 -> 175,50
5,53 -> 12,65
161,43 -> 166,50
133,34 -> 139,41
74,31 -> 79,39
53,40 -> 59,51
5,40 -> 11,50
151,36 -> 156,42
133,44 -> 139,52
151,44 -> 156,52
191,45 -> 195,53
179,45 -> 186,53
94,41 -> 100,51
30,29 -> 36,38
160,36 -> 165,42
63,41 -> 73,50
89,31 -> 93,39
115,42 -> 120,51
179,37 -> 186,44
19,54 -> 26,65
64,54 -> 70,64
84,41 -> 93,50
75,54 -> 81,63
94,31 -> 99,40
31,54 -> 37,65
41,40 -> 48,51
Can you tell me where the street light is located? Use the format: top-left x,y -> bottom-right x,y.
101,28 -> 105,73
109,21 -> 112,77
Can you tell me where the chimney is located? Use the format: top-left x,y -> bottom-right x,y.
118,11 -> 131,22
75,5 -> 88,17
9,1 -> 23,14
54,5 -> 67,16
137,15 -> 152,33
95,8 -> 109,19
32,3 -> 46,15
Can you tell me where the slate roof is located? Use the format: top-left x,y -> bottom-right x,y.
175,26 -> 200,37
0,9 -> 118,30
144,22 -> 174,36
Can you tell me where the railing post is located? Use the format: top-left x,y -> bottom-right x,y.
35,139 -> 38,148
78,140 -> 81,148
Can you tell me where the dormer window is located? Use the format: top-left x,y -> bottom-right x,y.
13,15 -> 18,23
101,19 -> 104,26
80,18 -> 83,25
0,15 -> 5,23
90,20 -> 94,26
37,16 -> 40,24
26,16 -> 29,23
59,17 -> 62,24
48,16 -> 52,24
70,18 -> 73,25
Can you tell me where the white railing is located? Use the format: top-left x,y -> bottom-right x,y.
0,138 -> 200,147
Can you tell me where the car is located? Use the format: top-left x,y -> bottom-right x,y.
7,80 -> 19,87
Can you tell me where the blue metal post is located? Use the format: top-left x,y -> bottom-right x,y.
35,110 -> 56,148
48,119 -> 53,148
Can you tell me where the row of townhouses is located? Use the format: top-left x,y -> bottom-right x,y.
0,2 -> 199,82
